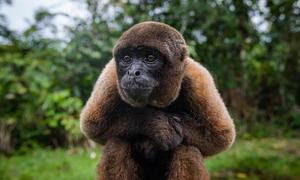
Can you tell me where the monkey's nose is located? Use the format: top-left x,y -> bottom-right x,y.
134,70 -> 140,76
128,70 -> 141,77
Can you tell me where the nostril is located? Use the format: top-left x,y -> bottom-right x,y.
134,71 -> 140,76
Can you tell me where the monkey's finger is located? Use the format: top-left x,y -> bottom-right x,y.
171,115 -> 181,122
171,120 -> 183,136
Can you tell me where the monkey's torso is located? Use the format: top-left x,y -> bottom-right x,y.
111,77 -> 203,179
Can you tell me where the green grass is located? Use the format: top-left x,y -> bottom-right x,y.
0,148 -> 101,180
0,138 -> 299,180
205,138 -> 300,179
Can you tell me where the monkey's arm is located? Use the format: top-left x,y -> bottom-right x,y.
182,58 -> 236,157
80,60 -> 134,144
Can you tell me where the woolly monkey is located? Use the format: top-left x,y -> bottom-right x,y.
80,21 -> 235,180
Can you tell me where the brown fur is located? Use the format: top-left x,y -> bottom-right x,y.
167,146 -> 209,180
98,138 -> 141,180
80,21 -> 235,179
181,58 -> 235,156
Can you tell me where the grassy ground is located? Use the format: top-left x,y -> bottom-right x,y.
0,138 -> 299,180
206,138 -> 300,179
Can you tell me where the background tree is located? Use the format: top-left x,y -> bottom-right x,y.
0,0 -> 299,153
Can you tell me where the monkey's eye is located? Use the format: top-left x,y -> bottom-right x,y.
122,55 -> 131,63
145,55 -> 156,64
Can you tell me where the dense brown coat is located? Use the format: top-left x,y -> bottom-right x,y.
80,21 -> 235,180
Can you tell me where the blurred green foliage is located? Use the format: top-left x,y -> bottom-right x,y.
0,0 -> 299,152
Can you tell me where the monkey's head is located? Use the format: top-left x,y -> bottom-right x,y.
113,21 -> 188,107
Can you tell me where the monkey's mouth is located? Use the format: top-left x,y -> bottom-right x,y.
121,79 -> 156,91
121,82 -> 154,103
119,77 -> 159,107
122,84 -> 153,90
122,84 -> 153,97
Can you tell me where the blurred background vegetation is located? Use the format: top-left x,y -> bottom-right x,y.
0,0 -> 299,179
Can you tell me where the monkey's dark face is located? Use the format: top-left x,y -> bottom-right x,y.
115,46 -> 165,107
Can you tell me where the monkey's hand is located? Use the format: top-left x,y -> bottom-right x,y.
144,112 -> 183,151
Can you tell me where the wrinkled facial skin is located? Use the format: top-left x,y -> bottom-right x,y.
115,46 -> 166,107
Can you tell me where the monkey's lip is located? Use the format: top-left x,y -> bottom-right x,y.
121,83 -> 154,90
121,85 -> 153,90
